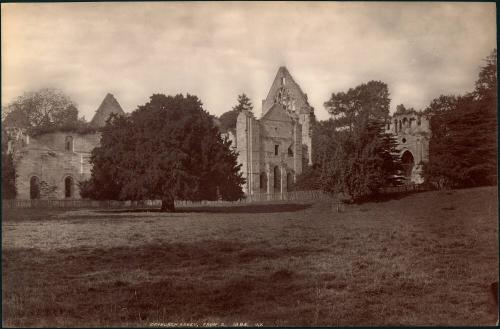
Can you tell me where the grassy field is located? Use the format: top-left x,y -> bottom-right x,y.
2,187 -> 498,327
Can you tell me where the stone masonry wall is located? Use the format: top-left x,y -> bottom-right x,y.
14,131 -> 100,199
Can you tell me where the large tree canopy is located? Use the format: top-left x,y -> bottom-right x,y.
424,49 -> 497,188
80,94 -> 245,211
2,88 -> 83,133
296,81 -> 399,201
1,128 -> 17,199
218,93 -> 253,133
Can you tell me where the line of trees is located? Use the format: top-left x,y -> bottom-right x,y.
294,81 -> 401,202
424,49 -> 497,188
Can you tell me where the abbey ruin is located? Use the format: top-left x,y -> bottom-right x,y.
7,93 -> 125,200
6,68 -> 431,200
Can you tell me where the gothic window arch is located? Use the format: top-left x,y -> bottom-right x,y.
30,176 -> 40,200
64,176 -> 74,198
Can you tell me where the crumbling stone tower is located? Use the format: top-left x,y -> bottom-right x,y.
386,109 -> 431,183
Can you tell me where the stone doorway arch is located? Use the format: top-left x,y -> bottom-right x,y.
30,176 -> 40,199
64,176 -> 74,198
401,150 -> 415,179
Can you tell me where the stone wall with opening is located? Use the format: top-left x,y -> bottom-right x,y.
14,131 -> 100,199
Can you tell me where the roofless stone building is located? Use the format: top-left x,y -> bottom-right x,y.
234,67 -> 315,195
10,93 -> 124,200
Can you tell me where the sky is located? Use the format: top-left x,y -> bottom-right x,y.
1,2 -> 496,121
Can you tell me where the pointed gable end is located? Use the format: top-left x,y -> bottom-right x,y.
90,93 -> 125,128
261,66 -> 312,118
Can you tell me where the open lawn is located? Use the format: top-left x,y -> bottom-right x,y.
2,187 -> 498,326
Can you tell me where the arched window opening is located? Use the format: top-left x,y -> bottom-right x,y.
260,172 -> 267,192
401,151 -> 415,180
286,172 -> 293,191
65,136 -> 73,152
394,119 -> 398,133
273,166 -> 281,192
399,120 -> 402,131
30,176 -> 40,200
275,145 -> 279,156
288,145 -> 294,157
65,176 -> 74,198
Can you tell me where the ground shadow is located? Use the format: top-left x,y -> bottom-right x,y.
352,189 -> 429,204
99,203 -> 312,214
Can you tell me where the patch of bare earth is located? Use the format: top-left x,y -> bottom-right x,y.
2,187 -> 498,326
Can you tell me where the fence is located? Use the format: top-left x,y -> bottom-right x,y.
379,182 -> 428,194
3,185 -> 429,210
3,190 -> 334,209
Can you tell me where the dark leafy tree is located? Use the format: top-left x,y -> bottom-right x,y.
80,94 -> 245,211
324,81 -> 390,132
2,88 -> 82,133
424,49 -> 497,188
218,93 -> 253,133
321,81 -> 400,201
1,128 -> 16,199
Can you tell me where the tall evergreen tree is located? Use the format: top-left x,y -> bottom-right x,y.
218,93 -> 253,133
80,94 -> 245,211
320,81 -> 400,201
1,128 -> 16,199
425,49 -> 497,188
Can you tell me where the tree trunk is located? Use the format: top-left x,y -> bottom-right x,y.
160,197 -> 175,212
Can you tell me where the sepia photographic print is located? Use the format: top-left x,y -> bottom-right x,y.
1,1 -> 498,327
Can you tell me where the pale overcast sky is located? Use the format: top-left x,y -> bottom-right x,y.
1,2 -> 496,121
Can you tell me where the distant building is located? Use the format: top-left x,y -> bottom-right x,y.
235,67 -> 314,195
9,93 -> 125,199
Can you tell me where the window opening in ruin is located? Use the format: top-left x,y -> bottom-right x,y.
65,176 -> 73,198
402,138 -> 407,143
288,145 -> 294,157
401,151 -> 415,179
275,145 -> 279,156
65,136 -> 73,152
281,77 -> 286,85
30,176 -> 40,199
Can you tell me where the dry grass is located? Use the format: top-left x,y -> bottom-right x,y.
2,187 -> 498,326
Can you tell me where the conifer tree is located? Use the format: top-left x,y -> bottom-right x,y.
424,49 -> 497,188
80,94 -> 245,211
218,93 -> 253,133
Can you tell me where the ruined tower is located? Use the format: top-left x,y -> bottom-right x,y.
261,67 -> 314,165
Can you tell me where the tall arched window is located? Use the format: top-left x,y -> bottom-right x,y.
65,176 -> 73,198
65,136 -> 73,152
30,176 -> 40,199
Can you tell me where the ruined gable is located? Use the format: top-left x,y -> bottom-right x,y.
261,66 -> 312,117
90,93 -> 125,128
